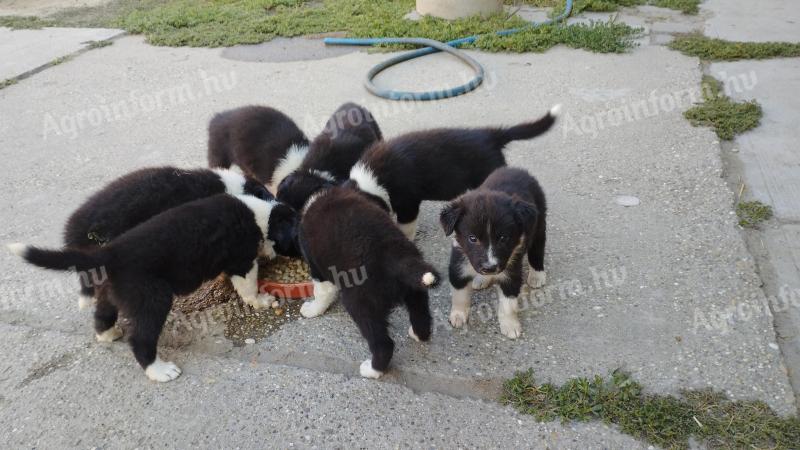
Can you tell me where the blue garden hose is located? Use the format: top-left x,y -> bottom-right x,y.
324,0 -> 574,101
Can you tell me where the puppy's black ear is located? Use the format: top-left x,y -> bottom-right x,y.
511,197 -> 538,230
244,179 -> 274,202
440,201 -> 464,236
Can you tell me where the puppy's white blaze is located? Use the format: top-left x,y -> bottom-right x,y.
95,326 -> 123,342
349,162 -> 392,212
7,243 -> 28,257
212,168 -> 247,196
486,244 -> 498,266
269,143 -> 309,193
229,164 -> 244,175
310,169 -> 336,182
422,272 -> 436,286
144,357 -> 182,382
550,104 -> 562,117
359,359 -> 383,379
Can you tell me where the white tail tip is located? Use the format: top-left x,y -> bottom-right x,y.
550,104 -> 562,117
422,272 -> 436,286
7,243 -> 27,257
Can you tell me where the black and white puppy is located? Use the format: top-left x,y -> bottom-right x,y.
439,167 -> 547,339
298,187 -> 439,379
346,105 -> 559,240
60,166 -> 284,309
207,105 -> 309,192
275,102 -> 382,211
9,194 -> 291,382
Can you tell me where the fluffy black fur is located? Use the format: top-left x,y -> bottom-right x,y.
276,103 -> 382,211
13,194 -> 283,381
207,105 -> 309,185
346,106 -> 558,236
440,167 -> 547,337
64,166 -> 274,301
299,187 -> 439,378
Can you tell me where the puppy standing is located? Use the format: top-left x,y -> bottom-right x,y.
208,105 -> 309,192
276,102 -> 382,211
63,166 -> 280,309
439,167 -> 547,339
298,187 -> 438,379
347,105 -> 559,239
9,194 -> 292,382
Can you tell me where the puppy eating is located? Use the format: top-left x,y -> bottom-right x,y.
298,187 -> 439,379
9,193 -> 294,382
276,102 -> 382,211
346,105 -> 559,239
62,166 -> 280,309
207,105 -> 309,192
439,167 -> 547,339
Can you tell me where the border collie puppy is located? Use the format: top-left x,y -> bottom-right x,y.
346,105 -> 559,240
61,166 -> 281,310
439,167 -> 547,339
275,102 -> 382,211
298,187 -> 439,379
9,194 -> 289,382
207,105 -> 309,193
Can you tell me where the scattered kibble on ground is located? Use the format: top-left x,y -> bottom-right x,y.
683,75 -> 761,140
737,201 -> 773,228
670,33 -> 800,61
502,369 -> 800,449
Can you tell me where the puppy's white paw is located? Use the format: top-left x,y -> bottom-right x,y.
471,275 -> 493,290
145,358 -> 182,382
499,317 -> 522,339
449,309 -> 469,328
408,325 -> 421,342
300,299 -> 328,318
359,359 -> 383,379
527,270 -> 546,289
244,293 -> 274,310
78,295 -> 95,310
95,326 -> 123,343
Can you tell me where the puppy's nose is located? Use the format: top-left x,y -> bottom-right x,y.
480,263 -> 498,274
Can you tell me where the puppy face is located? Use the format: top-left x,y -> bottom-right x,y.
267,203 -> 302,257
440,192 -> 537,275
276,172 -> 335,212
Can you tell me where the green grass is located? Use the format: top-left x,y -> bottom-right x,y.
683,75 -> 761,140
502,369 -> 800,449
737,201 -> 773,228
670,33 -> 800,61
508,0 -> 700,14
86,40 -> 114,49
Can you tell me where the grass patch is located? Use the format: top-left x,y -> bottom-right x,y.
502,369 -> 800,449
86,40 -> 114,49
509,0 -> 700,14
737,201 -> 773,228
670,33 -> 800,61
683,75 -> 761,140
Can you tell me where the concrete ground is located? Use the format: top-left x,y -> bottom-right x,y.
0,2 -> 798,448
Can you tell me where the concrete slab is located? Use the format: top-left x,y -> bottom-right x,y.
0,35 -> 794,430
709,59 -> 800,222
703,0 -> 800,42
0,0 -> 110,17
0,26 -> 124,81
221,37 -> 362,63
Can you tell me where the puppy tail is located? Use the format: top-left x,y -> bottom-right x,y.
495,104 -> 560,146
389,257 -> 441,290
8,243 -> 106,273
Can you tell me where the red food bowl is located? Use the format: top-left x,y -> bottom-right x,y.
258,279 -> 314,300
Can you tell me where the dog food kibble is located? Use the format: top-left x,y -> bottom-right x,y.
259,256 -> 311,284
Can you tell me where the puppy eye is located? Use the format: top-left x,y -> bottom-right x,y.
498,234 -> 508,243
468,235 -> 478,243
